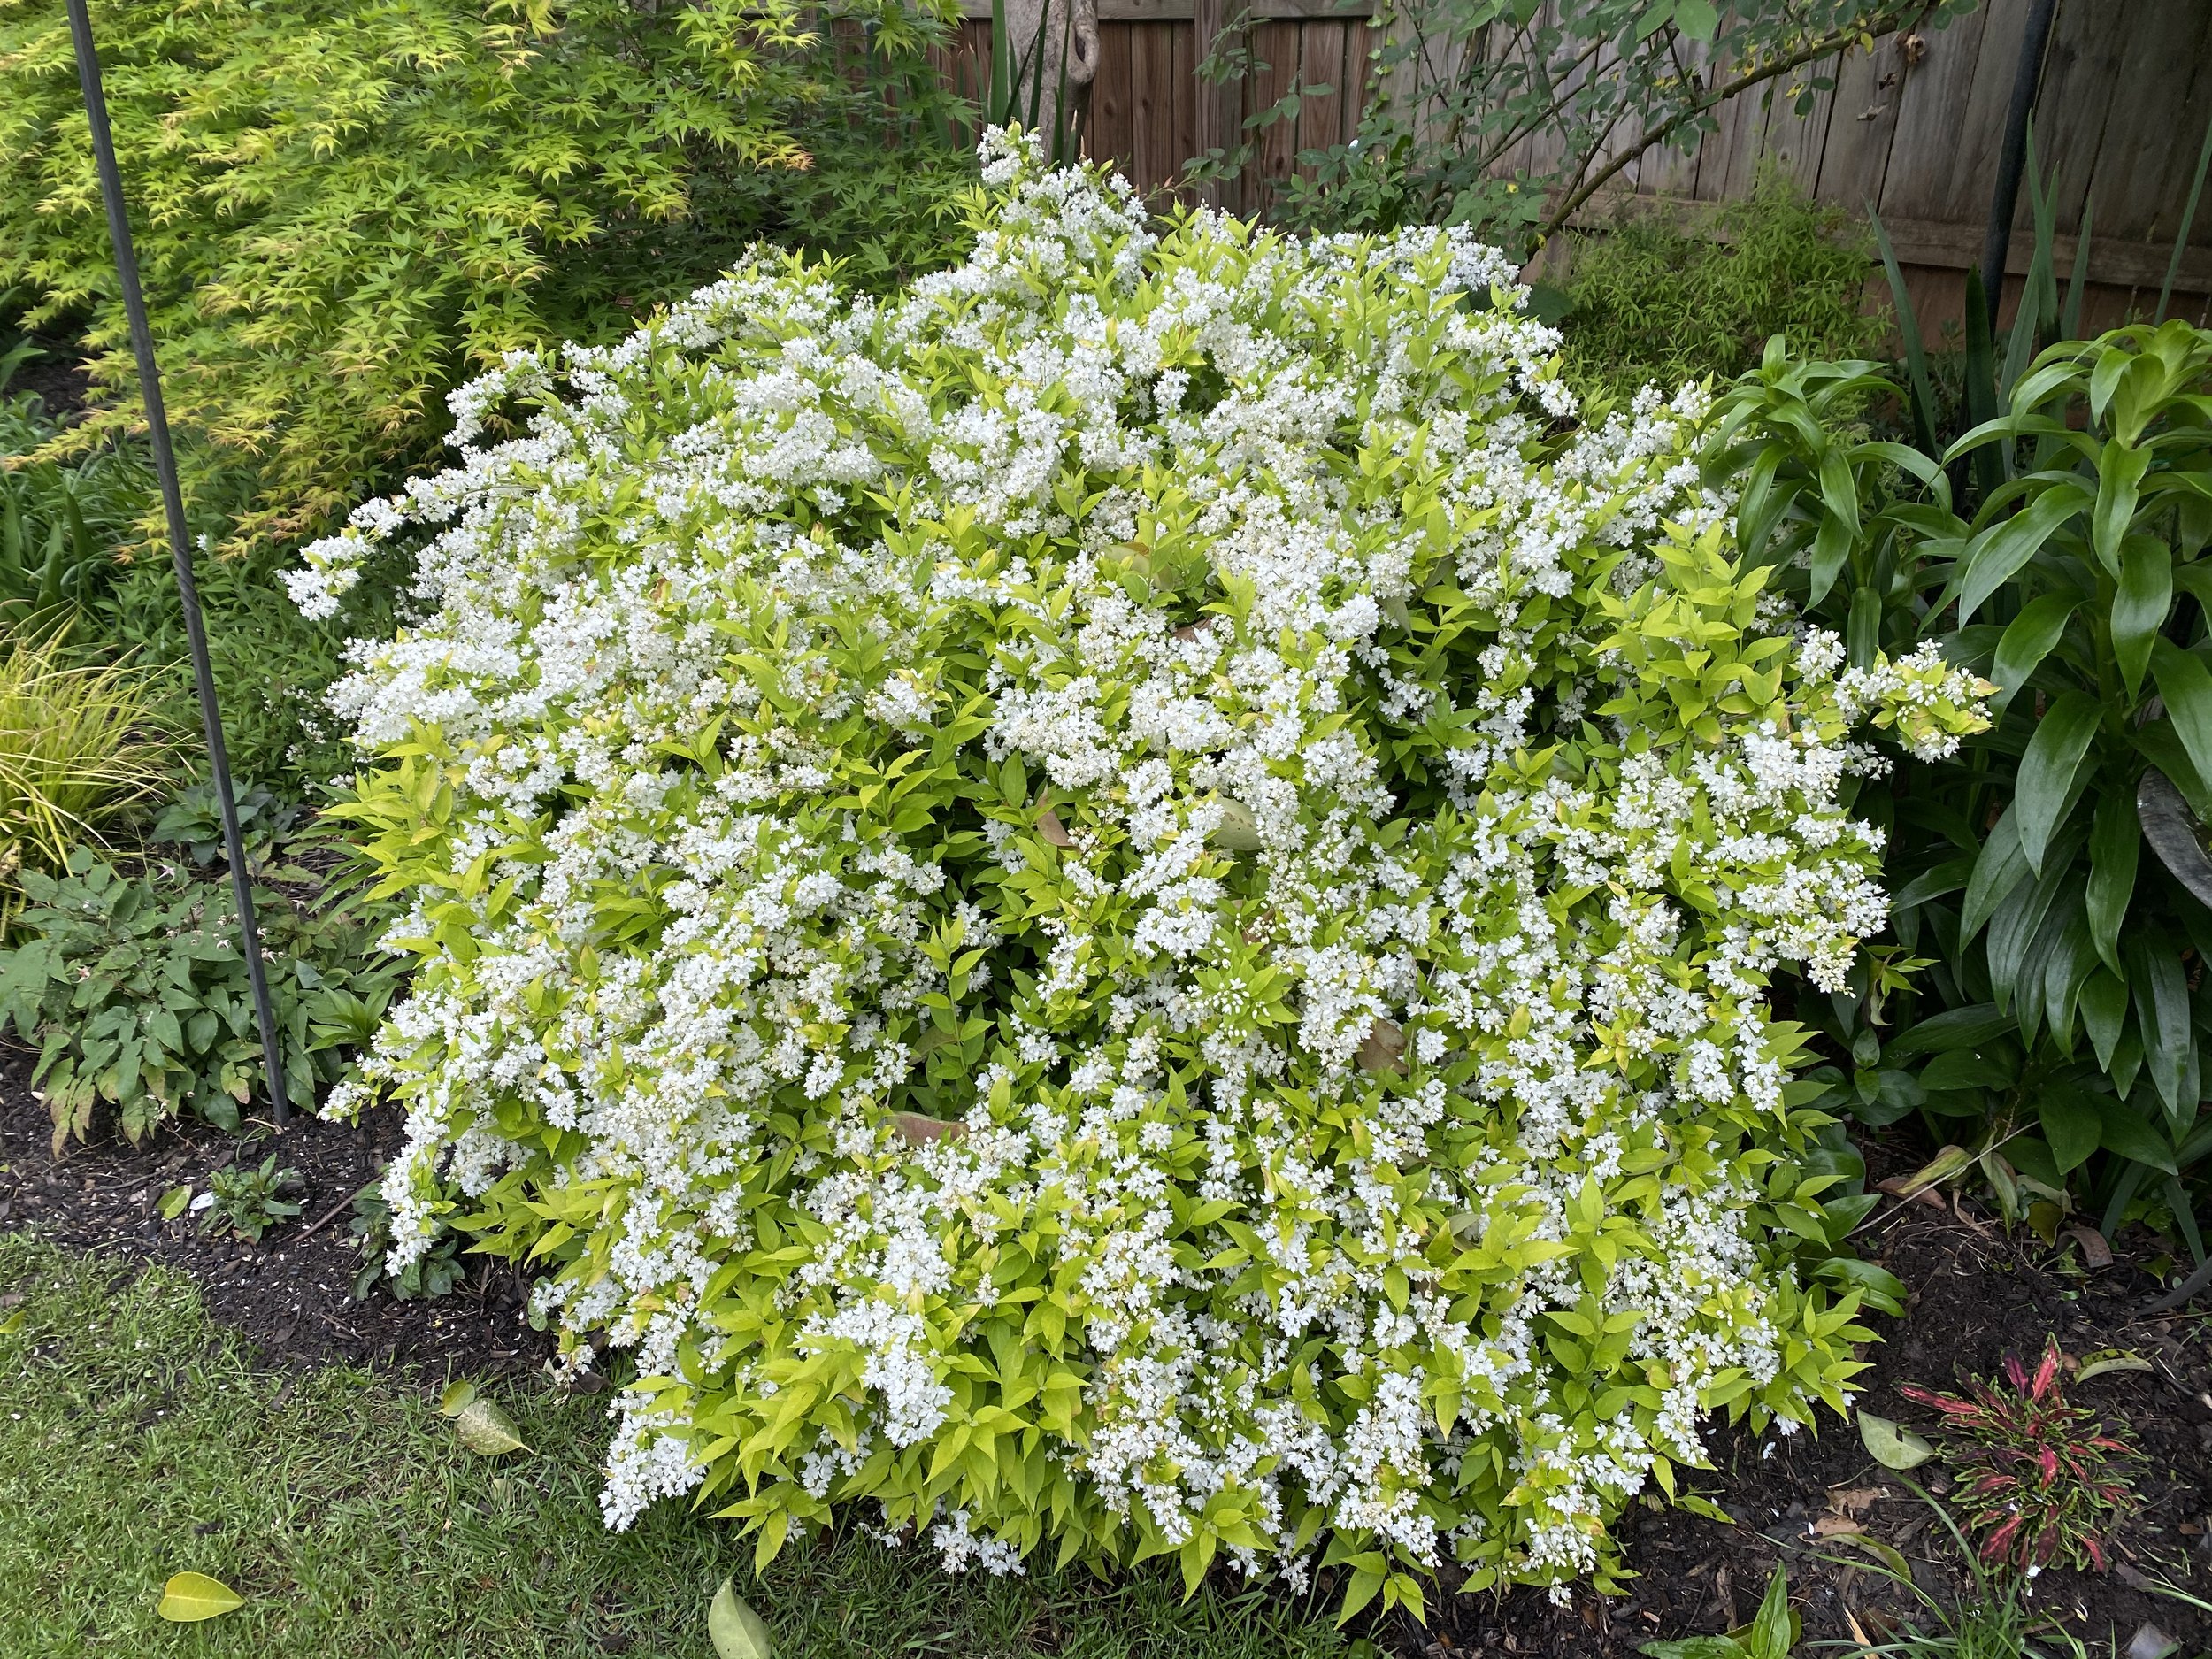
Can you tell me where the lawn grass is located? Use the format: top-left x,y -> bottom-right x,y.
0,1234 -> 1357,1658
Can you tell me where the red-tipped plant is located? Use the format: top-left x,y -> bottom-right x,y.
1901,1337 -> 2140,1575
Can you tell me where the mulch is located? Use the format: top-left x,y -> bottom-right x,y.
0,1050 -> 546,1379
3,1051 -> 2208,1656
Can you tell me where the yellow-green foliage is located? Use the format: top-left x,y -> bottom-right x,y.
1561,172 -> 1884,407
0,629 -> 171,893
0,0 -> 962,549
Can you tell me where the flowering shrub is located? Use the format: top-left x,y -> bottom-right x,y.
299,134 -> 1986,1616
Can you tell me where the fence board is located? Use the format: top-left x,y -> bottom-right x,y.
1874,5 -> 1991,222
945,0 -> 2212,303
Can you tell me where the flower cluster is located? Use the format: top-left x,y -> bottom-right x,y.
301,134 -> 1987,1616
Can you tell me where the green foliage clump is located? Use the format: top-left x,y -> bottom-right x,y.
199,1155 -> 305,1243
0,0 -> 967,549
310,142 -> 1985,1611
0,842 -> 404,1145
2,337 -> 150,628
1717,318 -> 2212,1243
1560,176 -> 1884,408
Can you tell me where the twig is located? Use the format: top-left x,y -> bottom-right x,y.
296,1189 -> 358,1241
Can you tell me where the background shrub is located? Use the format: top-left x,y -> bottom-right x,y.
0,0 -> 972,550
1558,173 -> 1884,409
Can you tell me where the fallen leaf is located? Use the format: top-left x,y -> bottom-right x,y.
1210,800 -> 1263,853
0,1308 -> 23,1336
1033,803 -> 1074,848
890,1112 -> 965,1146
1881,1144 -> 1971,1199
1811,1514 -> 1864,1537
157,1185 -> 193,1221
2074,1350 -> 2152,1383
2067,1225 -> 2115,1268
1824,1532 -> 1913,1578
1356,1018 -> 1408,1076
1825,1486 -> 1886,1517
1856,1411 -> 1934,1471
709,1578 -> 774,1659
157,1571 -> 245,1623
2124,1622 -> 2177,1659
453,1396 -> 529,1456
438,1379 -> 478,1417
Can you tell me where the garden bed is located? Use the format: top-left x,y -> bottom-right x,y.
4,1056 -> 2205,1657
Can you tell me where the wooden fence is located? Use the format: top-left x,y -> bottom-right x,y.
931,0 -> 2212,326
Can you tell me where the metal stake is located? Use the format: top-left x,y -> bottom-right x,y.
65,0 -> 291,1125
1979,0 -> 2059,314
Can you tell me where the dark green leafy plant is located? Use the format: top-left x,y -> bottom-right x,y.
1706,137 -> 2212,1248
1561,171 -> 1885,408
200,1155 -> 303,1243
0,847 -> 405,1145
0,0 -> 962,549
1,334 -> 150,629
1900,1338 -> 2139,1575
349,1182 -> 465,1302
150,777 -> 301,868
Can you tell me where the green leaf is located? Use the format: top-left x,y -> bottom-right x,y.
2079,968 -> 2129,1071
157,1184 -> 194,1221
2097,1098 -> 2177,1174
1856,1411 -> 1934,1471
2111,535 -> 2172,697
452,1395 -> 529,1456
2124,933 -> 2194,1123
2013,692 -> 2101,875
1957,485 -> 2090,623
2039,1082 -> 2104,1173
1960,809 -> 2028,944
1640,1640 -> 1746,1659
709,1578 -> 775,1659
1988,592 -> 2077,711
157,1571 -> 246,1622
1747,1565 -> 1793,1659
2092,440 -> 2151,571
438,1379 -> 478,1417
2085,788 -> 2139,976
2151,638 -> 2212,788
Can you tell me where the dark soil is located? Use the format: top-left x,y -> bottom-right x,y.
4,331 -> 93,424
4,1053 -> 2208,1655
0,1051 -> 547,1379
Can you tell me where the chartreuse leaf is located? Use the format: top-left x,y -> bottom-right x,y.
709,1578 -> 775,1659
1856,1412 -> 1934,1471
2014,692 -> 2101,875
157,1571 -> 246,1622
452,1395 -> 528,1456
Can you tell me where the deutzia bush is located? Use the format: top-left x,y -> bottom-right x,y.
298,134 -> 1985,1617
